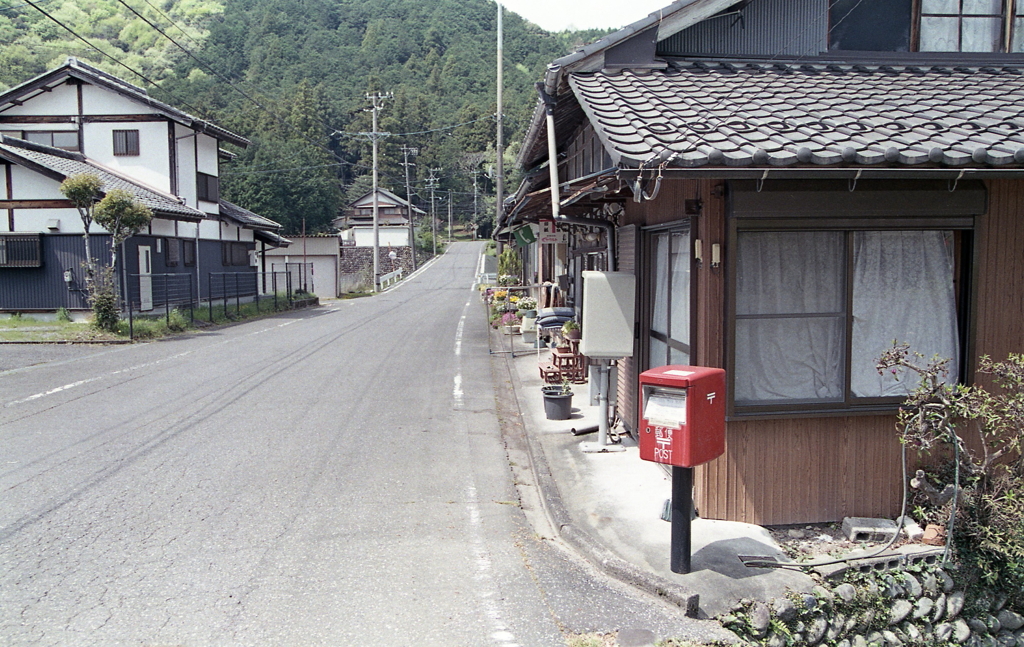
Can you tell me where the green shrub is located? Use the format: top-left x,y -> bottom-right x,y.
878,345 -> 1024,611
89,269 -> 120,332
56,307 -> 72,322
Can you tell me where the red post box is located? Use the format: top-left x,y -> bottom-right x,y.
638,365 -> 726,468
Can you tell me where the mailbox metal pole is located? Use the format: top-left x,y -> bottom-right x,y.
671,465 -> 693,574
581,359 -> 625,453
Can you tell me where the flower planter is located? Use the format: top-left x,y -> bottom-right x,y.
542,386 -> 573,420
502,325 -> 520,335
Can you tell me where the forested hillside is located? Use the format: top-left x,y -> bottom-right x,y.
0,0 -> 608,234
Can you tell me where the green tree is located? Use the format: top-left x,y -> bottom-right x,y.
59,173 -> 103,286
94,189 -> 152,270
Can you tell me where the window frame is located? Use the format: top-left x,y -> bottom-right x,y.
642,221 -> 696,371
197,172 -> 220,202
112,129 -> 140,156
18,130 -> 80,152
165,238 -> 179,266
726,207 -> 976,420
0,233 -> 42,267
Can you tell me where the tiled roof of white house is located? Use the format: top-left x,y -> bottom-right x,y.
0,58 -> 250,148
569,61 -> 1024,169
0,135 -> 207,220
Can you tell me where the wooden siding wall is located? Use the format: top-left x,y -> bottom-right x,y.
565,123 -> 614,181
701,416 -> 903,525
615,224 -> 637,432
974,180 -> 1024,371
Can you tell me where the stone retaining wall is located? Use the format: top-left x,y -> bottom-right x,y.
720,564 -> 1023,646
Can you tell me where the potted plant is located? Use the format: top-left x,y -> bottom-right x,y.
500,311 -> 521,335
562,319 -> 581,340
541,380 -> 573,420
517,296 -> 537,319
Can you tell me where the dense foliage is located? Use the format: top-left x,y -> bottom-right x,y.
877,345 -> 1024,610
1,0 -> 608,234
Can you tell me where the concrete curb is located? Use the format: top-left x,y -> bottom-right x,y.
490,323 -> 702,617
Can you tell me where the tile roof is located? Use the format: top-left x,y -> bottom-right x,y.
568,61 -> 1024,169
0,136 -> 206,220
218,200 -> 282,231
0,58 -> 249,148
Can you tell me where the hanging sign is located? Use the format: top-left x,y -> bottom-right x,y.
513,225 -> 537,247
538,220 -> 566,244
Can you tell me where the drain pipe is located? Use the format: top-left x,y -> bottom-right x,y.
536,78 -> 616,272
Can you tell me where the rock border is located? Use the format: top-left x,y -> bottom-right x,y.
719,563 -> 1024,646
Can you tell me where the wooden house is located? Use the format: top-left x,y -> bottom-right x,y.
0,57 -> 285,312
502,0 -> 1024,525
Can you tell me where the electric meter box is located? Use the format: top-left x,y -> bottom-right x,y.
638,365 -> 726,468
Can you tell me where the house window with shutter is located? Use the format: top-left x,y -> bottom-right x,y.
0,234 -> 42,267
197,172 -> 219,202
113,129 -> 140,156
183,240 -> 195,267
165,238 -> 179,266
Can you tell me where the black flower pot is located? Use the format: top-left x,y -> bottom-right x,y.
542,387 -> 573,420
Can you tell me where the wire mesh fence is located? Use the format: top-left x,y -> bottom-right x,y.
127,272 -> 196,327
207,271 -> 293,322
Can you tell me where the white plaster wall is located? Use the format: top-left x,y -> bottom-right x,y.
177,221 -> 199,238
149,218 -> 176,237
83,121 -> 170,192
81,83 -> 152,116
12,166 -> 65,199
198,219 -> 220,240
12,209 -> 91,233
352,227 -> 410,247
239,228 -> 253,242
196,134 -> 218,175
2,82 -> 78,116
175,123 -> 197,206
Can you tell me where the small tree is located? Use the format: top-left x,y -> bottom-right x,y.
877,343 -> 1024,608
89,190 -> 152,332
93,189 -> 152,269
59,173 -> 103,286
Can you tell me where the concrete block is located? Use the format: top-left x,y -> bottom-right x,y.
842,517 -> 899,543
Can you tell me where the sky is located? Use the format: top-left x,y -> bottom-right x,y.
498,0 -> 673,32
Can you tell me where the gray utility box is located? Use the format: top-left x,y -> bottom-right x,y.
579,271 -> 636,360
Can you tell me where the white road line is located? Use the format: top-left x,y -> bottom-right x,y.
4,319 -> 299,408
465,483 -> 520,647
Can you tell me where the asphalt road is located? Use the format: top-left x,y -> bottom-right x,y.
1,242 -> 699,646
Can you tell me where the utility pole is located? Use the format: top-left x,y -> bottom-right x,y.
495,3 -> 504,245
472,171 -> 479,240
365,91 -> 392,292
427,168 -> 441,257
447,189 -> 453,243
400,145 -> 418,271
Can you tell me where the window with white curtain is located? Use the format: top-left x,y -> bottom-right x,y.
733,229 -> 960,411
649,226 -> 691,368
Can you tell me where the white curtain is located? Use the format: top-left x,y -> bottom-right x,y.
851,231 -> 958,397
734,231 -> 845,403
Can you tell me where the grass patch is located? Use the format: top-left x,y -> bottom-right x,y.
0,315 -> 120,342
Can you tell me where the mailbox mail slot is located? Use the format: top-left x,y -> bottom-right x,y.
638,365 -> 726,468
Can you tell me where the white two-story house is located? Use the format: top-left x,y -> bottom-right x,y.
0,57 -> 286,312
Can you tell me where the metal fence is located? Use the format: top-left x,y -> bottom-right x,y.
127,272 -> 196,327
270,262 -> 313,294
207,271 -> 293,322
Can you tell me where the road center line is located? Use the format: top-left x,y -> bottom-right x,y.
4,319 -> 300,408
